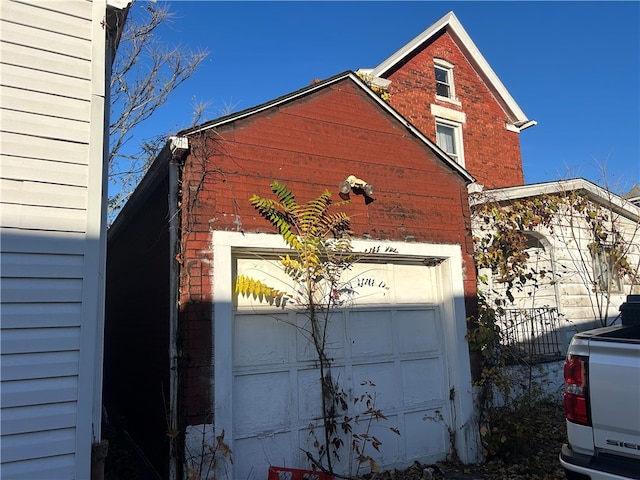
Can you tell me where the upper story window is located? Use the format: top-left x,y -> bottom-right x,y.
434,59 -> 458,104
435,66 -> 451,97
436,118 -> 464,166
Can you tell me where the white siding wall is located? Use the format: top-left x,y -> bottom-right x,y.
549,207 -> 640,330
0,1 -> 110,478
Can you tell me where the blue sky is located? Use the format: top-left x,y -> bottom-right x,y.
128,1 -> 639,192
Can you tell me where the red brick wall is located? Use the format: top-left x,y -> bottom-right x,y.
385,31 -> 524,188
178,78 -> 478,425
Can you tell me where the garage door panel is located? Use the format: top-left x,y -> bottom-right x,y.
316,413 -> 404,475
233,372 -> 290,431
297,367 -> 343,423
359,414 -> 402,467
393,264 -> 438,304
295,415 -> 403,475
236,258 -> 293,308
404,409 -> 448,458
397,309 -> 439,353
234,432 -> 292,480
296,312 -> 345,362
351,363 -> 399,412
347,263 -> 392,305
234,313 -> 290,367
401,358 -> 446,406
349,310 -> 393,357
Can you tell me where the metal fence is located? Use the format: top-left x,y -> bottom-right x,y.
498,307 -> 564,364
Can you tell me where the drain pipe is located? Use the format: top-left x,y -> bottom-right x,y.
168,136 -> 189,480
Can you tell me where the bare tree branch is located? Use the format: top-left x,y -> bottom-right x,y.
109,1 -> 209,217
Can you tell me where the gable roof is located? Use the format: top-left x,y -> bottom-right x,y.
179,71 -> 475,183
470,178 -> 640,221
364,11 -> 535,132
111,71 -> 476,237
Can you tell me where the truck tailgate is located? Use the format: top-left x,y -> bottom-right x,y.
589,338 -> 640,459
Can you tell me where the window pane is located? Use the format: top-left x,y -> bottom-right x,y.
436,124 -> 456,155
436,83 -> 450,97
435,67 -> 448,83
435,66 -> 451,98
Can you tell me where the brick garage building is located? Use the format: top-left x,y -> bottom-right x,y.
104,72 -> 481,478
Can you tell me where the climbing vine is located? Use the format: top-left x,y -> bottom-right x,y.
566,190 -> 637,292
472,195 -> 559,304
472,190 -> 638,319
356,72 -> 390,102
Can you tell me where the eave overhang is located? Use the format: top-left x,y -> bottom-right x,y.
105,0 -> 131,63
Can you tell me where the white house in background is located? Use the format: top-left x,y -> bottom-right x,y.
470,178 -> 640,354
0,1 -> 128,478
624,184 -> 640,207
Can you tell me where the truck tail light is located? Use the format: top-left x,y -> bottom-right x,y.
564,355 -> 591,425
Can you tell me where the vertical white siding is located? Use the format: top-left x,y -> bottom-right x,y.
0,0 -> 110,478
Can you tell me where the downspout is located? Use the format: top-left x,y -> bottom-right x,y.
168,136 -> 189,480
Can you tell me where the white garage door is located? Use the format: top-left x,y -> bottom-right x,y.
229,257 -> 453,479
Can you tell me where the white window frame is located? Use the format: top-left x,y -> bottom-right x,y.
436,118 -> 465,167
434,59 -> 460,106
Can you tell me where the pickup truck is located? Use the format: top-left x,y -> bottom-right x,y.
560,296 -> 640,480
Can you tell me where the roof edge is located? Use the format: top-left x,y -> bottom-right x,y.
370,11 -> 456,78
470,178 -> 640,220
369,11 -> 532,126
114,72 -> 478,225
179,71 -> 475,184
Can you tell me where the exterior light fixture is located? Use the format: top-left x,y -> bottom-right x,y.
338,175 -> 375,197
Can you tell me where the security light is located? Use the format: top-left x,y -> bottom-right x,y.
339,175 -> 374,197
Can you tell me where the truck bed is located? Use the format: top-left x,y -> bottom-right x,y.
584,326 -> 640,459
